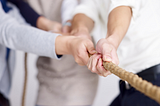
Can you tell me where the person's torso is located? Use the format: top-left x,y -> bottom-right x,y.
92,0 -> 160,73
117,0 -> 160,73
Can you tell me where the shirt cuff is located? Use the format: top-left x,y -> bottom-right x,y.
72,5 -> 99,25
109,0 -> 137,21
52,34 -> 63,60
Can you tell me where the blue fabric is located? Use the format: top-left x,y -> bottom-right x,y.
5,48 -> 10,61
0,0 -> 11,61
0,0 -> 40,61
0,0 -> 11,12
110,75 -> 160,106
7,0 -> 40,27
0,0 -> 40,27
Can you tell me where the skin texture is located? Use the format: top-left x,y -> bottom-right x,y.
71,14 -> 94,40
37,16 -> 62,32
55,35 -> 96,66
36,16 -> 96,66
87,6 -> 132,77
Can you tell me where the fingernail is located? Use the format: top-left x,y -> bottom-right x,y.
104,56 -> 112,61
91,50 -> 97,54
99,58 -> 102,65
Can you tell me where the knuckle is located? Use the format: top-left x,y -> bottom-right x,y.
88,66 -> 91,71
91,70 -> 95,73
91,68 -> 96,73
75,57 -> 80,63
77,51 -> 85,59
79,63 -> 85,66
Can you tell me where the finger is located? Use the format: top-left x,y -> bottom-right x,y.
86,41 -> 96,55
78,60 -> 85,66
90,54 -> 101,74
98,73 -> 103,76
75,56 -> 85,66
87,56 -> 92,71
97,58 -> 110,77
81,51 -> 90,65
102,46 -> 112,62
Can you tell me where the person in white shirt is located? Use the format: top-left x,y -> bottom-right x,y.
33,0 -> 98,106
71,0 -> 160,105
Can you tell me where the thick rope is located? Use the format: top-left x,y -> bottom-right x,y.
22,53 -> 28,106
21,53 -> 160,105
103,61 -> 160,104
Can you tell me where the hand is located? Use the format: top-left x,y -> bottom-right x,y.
68,36 -> 96,65
87,38 -> 119,77
55,35 -> 96,66
37,16 -> 62,33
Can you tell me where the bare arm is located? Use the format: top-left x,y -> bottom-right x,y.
88,6 -> 132,77
107,6 -> 132,49
61,0 -> 78,33
71,13 -> 94,39
72,13 -> 94,33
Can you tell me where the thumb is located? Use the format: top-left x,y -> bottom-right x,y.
86,41 -> 96,55
102,49 -> 112,62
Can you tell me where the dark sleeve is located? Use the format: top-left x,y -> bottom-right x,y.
8,0 -> 40,27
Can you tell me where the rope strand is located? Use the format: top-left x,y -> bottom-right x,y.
103,61 -> 160,104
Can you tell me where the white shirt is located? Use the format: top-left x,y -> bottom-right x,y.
61,0 -> 79,24
72,0 -> 160,73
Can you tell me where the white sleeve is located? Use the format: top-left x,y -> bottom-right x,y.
109,0 -> 142,21
61,0 -> 78,24
72,0 -> 99,24
0,3 -> 60,59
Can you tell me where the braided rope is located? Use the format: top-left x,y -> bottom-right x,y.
103,61 -> 160,104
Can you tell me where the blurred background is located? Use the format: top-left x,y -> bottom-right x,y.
9,51 -> 119,106
9,0 -> 120,106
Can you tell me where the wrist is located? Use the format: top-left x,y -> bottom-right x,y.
37,16 -> 50,31
55,35 -> 74,55
72,22 -> 90,33
106,34 -> 121,50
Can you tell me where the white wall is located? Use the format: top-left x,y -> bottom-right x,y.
10,51 -> 119,106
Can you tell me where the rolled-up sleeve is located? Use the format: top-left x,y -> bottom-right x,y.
109,0 -> 141,21
61,0 -> 78,24
72,0 -> 99,25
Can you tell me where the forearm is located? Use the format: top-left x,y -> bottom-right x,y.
55,35 -> 72,55
36,16 -> 51,31
0,8 -> 59,58
107,6 -> 132,49
72,13 -> 94,33
0,24 -> 59,58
